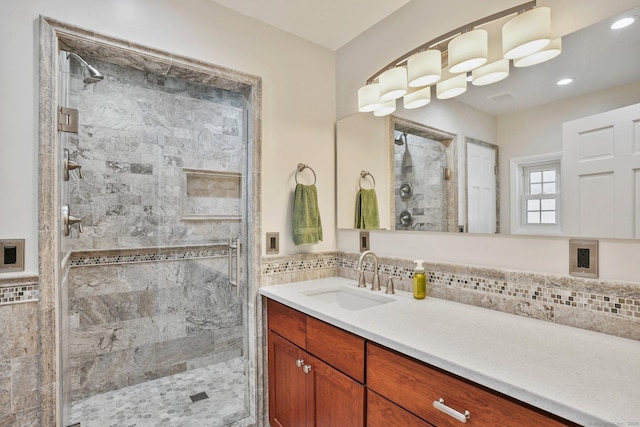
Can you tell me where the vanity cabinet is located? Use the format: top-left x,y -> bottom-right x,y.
267,299 -> 366,427
267,298 -> 575,427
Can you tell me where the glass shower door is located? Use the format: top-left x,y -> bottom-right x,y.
59,49 -> 252,427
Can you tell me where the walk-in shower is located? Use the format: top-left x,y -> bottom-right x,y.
57,45 -> 257,427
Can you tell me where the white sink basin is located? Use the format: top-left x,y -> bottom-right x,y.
302,285 -> 394,311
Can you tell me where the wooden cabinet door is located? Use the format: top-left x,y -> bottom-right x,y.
269,331 -> 307,427
307,353 -> 365,427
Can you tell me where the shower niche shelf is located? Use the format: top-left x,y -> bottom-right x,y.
181,168 -> 242,221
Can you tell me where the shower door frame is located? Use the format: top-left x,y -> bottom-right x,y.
38,16 -> 263,427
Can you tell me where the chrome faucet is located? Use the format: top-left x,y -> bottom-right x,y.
355,250 -> 381,291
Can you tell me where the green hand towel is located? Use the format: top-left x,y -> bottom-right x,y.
354,188 -> 380,229
293,183 -> 323,245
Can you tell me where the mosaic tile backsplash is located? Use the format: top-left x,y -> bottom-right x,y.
262,251 -> 640,341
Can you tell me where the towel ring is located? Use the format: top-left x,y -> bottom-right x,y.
295,163 -> 317,185
359,171 -> 376,189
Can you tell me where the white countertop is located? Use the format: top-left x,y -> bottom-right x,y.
260,277 -> 640,426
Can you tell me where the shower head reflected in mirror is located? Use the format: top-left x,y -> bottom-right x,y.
394,132 -> 407,146
67,52 -> 104,84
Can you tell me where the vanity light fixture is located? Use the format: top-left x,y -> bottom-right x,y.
403,86 -> 432,109
611,16 -> 636,30
379,67 -> 408,101
448,29 -> 488,73
436,74 -> 467,99
502,6 -> 551,59
472,59 -> 510,86
557,77 -> 573,86
407,49 -> 442,87
357,83 -> 383,112
513,37 -> 562,67
373,99 -> 396,116
358,1 -> 560,114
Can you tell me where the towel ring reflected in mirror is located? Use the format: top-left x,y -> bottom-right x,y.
295,163 -> 317,185
359,171 -> 376,189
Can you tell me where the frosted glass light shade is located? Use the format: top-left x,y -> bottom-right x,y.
357,83 -> 383,112
503,7 -> 551,60
373,99 -> 396,116
403,86 -> 431,109
379,67 -> 408,101
514,37 -> 562,67
472,59 -> 509,86
408,50 -> 442,87
436,74 -> 467,99
448,29 -> 488,73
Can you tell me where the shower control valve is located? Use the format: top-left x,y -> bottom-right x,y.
64,149 -> 84,181
62,205 -> 83,236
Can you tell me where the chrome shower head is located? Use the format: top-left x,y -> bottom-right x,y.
67,52 -> 104,84
394,132 -> 407,146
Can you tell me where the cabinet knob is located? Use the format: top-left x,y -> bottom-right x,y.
302,365 -> 312,374
295,359 -> 305,368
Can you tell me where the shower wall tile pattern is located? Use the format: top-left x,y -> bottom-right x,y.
394,132 -> 451,232
64,56 -> 245,251
262,252 -> 640,341
0,276 -> 40,426
68,250 -> 244,401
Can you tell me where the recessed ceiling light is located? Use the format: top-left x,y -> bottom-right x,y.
557,78 -> 573,86
611,16 -> 636,30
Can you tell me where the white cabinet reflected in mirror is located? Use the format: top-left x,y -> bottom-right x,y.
336,6 -> 640,239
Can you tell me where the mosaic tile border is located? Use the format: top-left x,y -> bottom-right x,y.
260,251 -> 640,324
261,252 -> 338,275
0,275 -> 40,305
69,244 -> 232,267
336,253 -> 640,322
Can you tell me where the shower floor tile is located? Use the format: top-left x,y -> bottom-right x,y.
68,357 -> 251,427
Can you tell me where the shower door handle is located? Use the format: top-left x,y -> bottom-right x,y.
228,237 -> 240,297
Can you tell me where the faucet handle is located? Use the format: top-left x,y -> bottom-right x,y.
385,276 -> 397,295
357,271 -> 367,288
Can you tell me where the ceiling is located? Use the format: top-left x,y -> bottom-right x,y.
208,0 -> 410,50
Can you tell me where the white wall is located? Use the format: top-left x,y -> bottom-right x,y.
335,0 -> 640,282
0,0 -> 337,272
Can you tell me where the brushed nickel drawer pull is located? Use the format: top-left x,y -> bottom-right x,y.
295,359 -> 305,368
433,398 -> 470,423
302,365 -> 312,374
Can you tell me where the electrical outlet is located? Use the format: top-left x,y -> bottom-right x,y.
569,239 -> 598,278
0,239 -> 25,272
359,231 -> 370,252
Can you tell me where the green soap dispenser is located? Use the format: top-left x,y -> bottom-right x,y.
413,260 -> 426,300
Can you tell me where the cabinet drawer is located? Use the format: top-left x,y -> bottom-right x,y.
267,299 -> 306,348
306,316 -> 365,382
368,389 -> 433,427
367,343 -> 572,427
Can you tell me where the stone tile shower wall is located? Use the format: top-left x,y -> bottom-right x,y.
394,132 -> 450,231
65,56 -> 245,250
68,247 -> 242,400
61,57 -> 248,401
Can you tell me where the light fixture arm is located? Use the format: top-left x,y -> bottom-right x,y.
366,0 -> 536,84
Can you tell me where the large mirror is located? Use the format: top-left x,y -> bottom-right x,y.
337,6 -> 640,239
